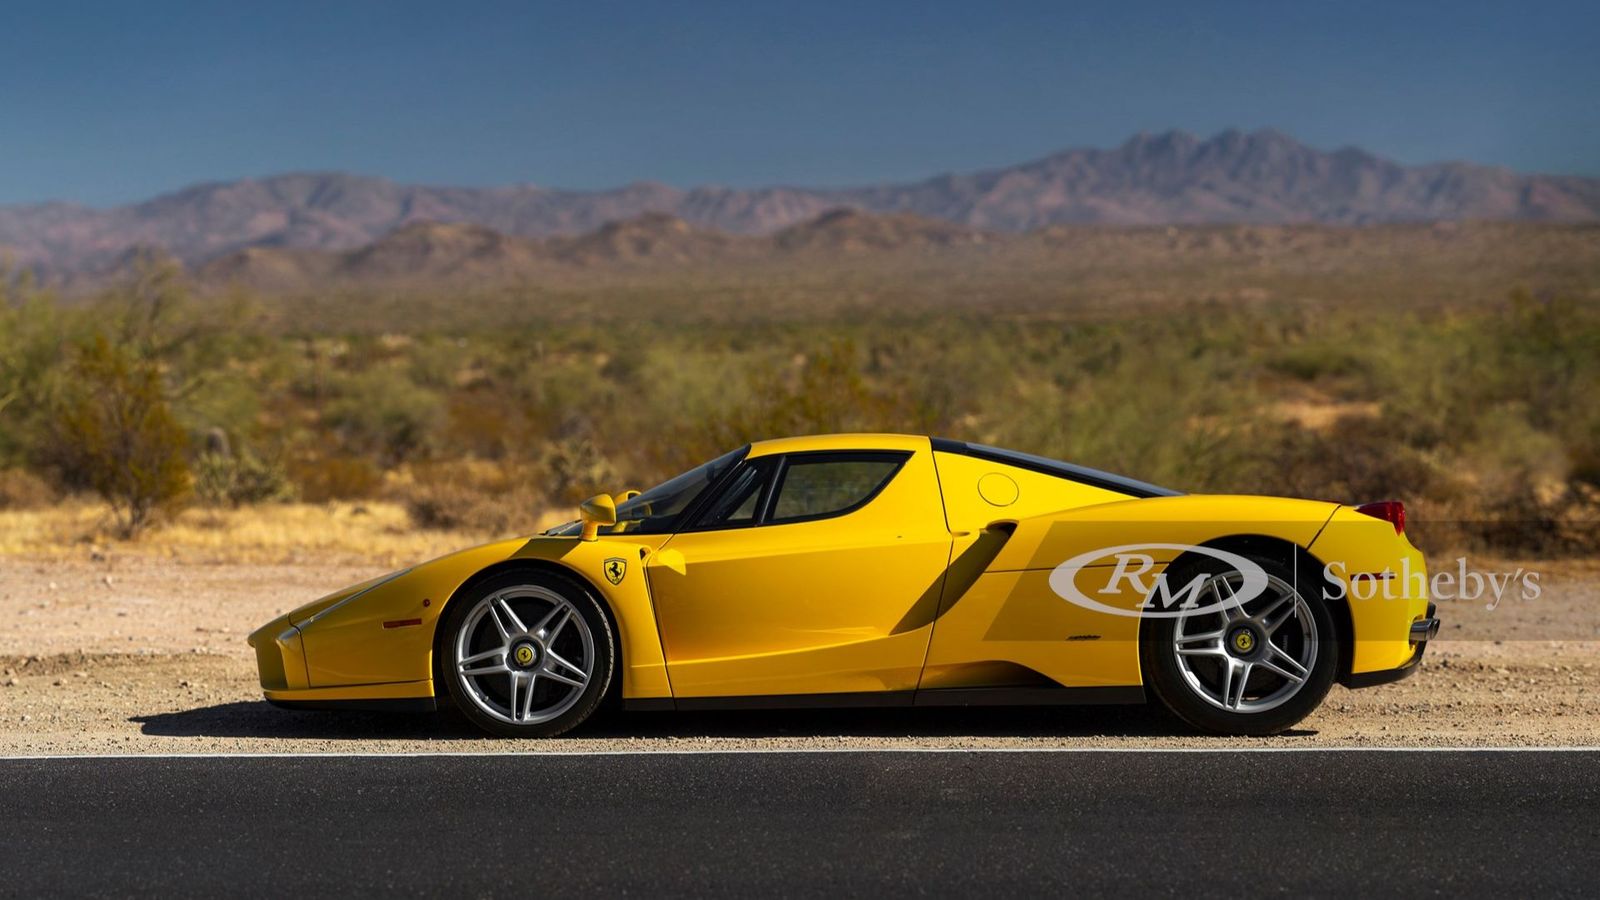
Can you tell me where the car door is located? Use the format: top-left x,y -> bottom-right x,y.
646,446 -> 954,699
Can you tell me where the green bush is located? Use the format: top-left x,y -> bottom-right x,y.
52,335 -> 191,536
540,437 -> 622,506
1266,345 -> 1369,382
324,369 -> 446,464
194,448 -> 297,507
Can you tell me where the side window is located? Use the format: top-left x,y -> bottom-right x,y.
768,453 -> 906,524
688,458 -> 778,528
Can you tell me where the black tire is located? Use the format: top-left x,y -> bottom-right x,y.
440,570 -> 615,738
1141,551 -> 1337,736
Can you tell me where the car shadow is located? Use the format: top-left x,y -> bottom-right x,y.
133,702 -> 484,740
133,700 -> 1311,741
587,704 -> 1197,740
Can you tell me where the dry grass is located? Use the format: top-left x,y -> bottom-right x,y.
1271,397 -> 1382,431
0,501 -> 576,566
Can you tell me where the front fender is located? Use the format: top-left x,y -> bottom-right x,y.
291,536 -> 671,700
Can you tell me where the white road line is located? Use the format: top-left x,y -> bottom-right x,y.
1,746 -> 1598,760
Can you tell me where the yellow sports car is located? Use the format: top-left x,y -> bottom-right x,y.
249,434 -> 1438,737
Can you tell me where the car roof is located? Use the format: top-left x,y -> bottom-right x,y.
743,433 -> 1180,498
746,433 -> 930,457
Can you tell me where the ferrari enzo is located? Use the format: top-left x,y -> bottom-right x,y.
249,434 -> 1439,737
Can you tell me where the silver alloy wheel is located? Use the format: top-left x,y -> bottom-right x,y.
453,585 -> 595,726
1171,572 -> 1318,714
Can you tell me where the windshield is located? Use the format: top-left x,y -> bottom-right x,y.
544,445 -> 748,536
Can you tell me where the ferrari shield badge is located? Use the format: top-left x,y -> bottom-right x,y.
603,557 -> 627,585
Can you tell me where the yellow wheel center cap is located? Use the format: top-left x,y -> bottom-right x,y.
514,645 -> 536,666
1232,631 -> 1255,652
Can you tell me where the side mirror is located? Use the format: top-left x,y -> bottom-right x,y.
578,493 -> 617,541
616,489 -> 641,502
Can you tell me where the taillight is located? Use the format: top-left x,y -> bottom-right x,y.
1354,500 -> 1406,535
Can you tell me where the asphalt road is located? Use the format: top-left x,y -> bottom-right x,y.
0,750 -> 1594,897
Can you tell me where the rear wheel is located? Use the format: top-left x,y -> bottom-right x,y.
1141,553 -> 1336,736
441,571 -> 614,738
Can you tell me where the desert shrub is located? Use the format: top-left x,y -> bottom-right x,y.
540,437 -> 623,506
991,315 -> 1263,492
288,455 -> 384,502
656,339 -> 923,474
1251,416 -> 1441,504
324,369 -> 446,464
1571,428 -> 1600,489
193,448 -> 297,507
1266,344 -> 1369,382
598,346 -> 645,386
51,335 -> 190,537
0,467 -> 56,509
444,389 -> 539,460
1490,291 -> 1599,433
505,351 -> 619,443
1430,475 -> 1600,557
0,281 -> 81,468
407,335 -> 468,390
398,460 -> 548,534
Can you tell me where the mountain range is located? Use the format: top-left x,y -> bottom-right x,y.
187,209 -> 1005,292
4,128 -> 1598,278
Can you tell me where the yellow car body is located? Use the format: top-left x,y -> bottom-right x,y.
250,433 -> 1436,729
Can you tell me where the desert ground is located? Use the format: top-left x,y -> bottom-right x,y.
1,504 -> 1595,755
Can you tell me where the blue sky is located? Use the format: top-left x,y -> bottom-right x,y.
2,0 -> 1596,206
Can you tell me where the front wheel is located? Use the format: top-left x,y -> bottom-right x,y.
441,571 -> 614,738
1141,553 -> 1337,736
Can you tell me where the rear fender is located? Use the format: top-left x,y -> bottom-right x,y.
987,495 -> 1339,573
921,495 -> 1339,690
1308,506 -> 1431,675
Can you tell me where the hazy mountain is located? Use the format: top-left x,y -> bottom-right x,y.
193,209 -> 986,290
546,212 -> 757,266
5,129 -> 1598,277
772,208 -> 987,253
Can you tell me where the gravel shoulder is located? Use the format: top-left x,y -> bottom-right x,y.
2,552 -> 1597,754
